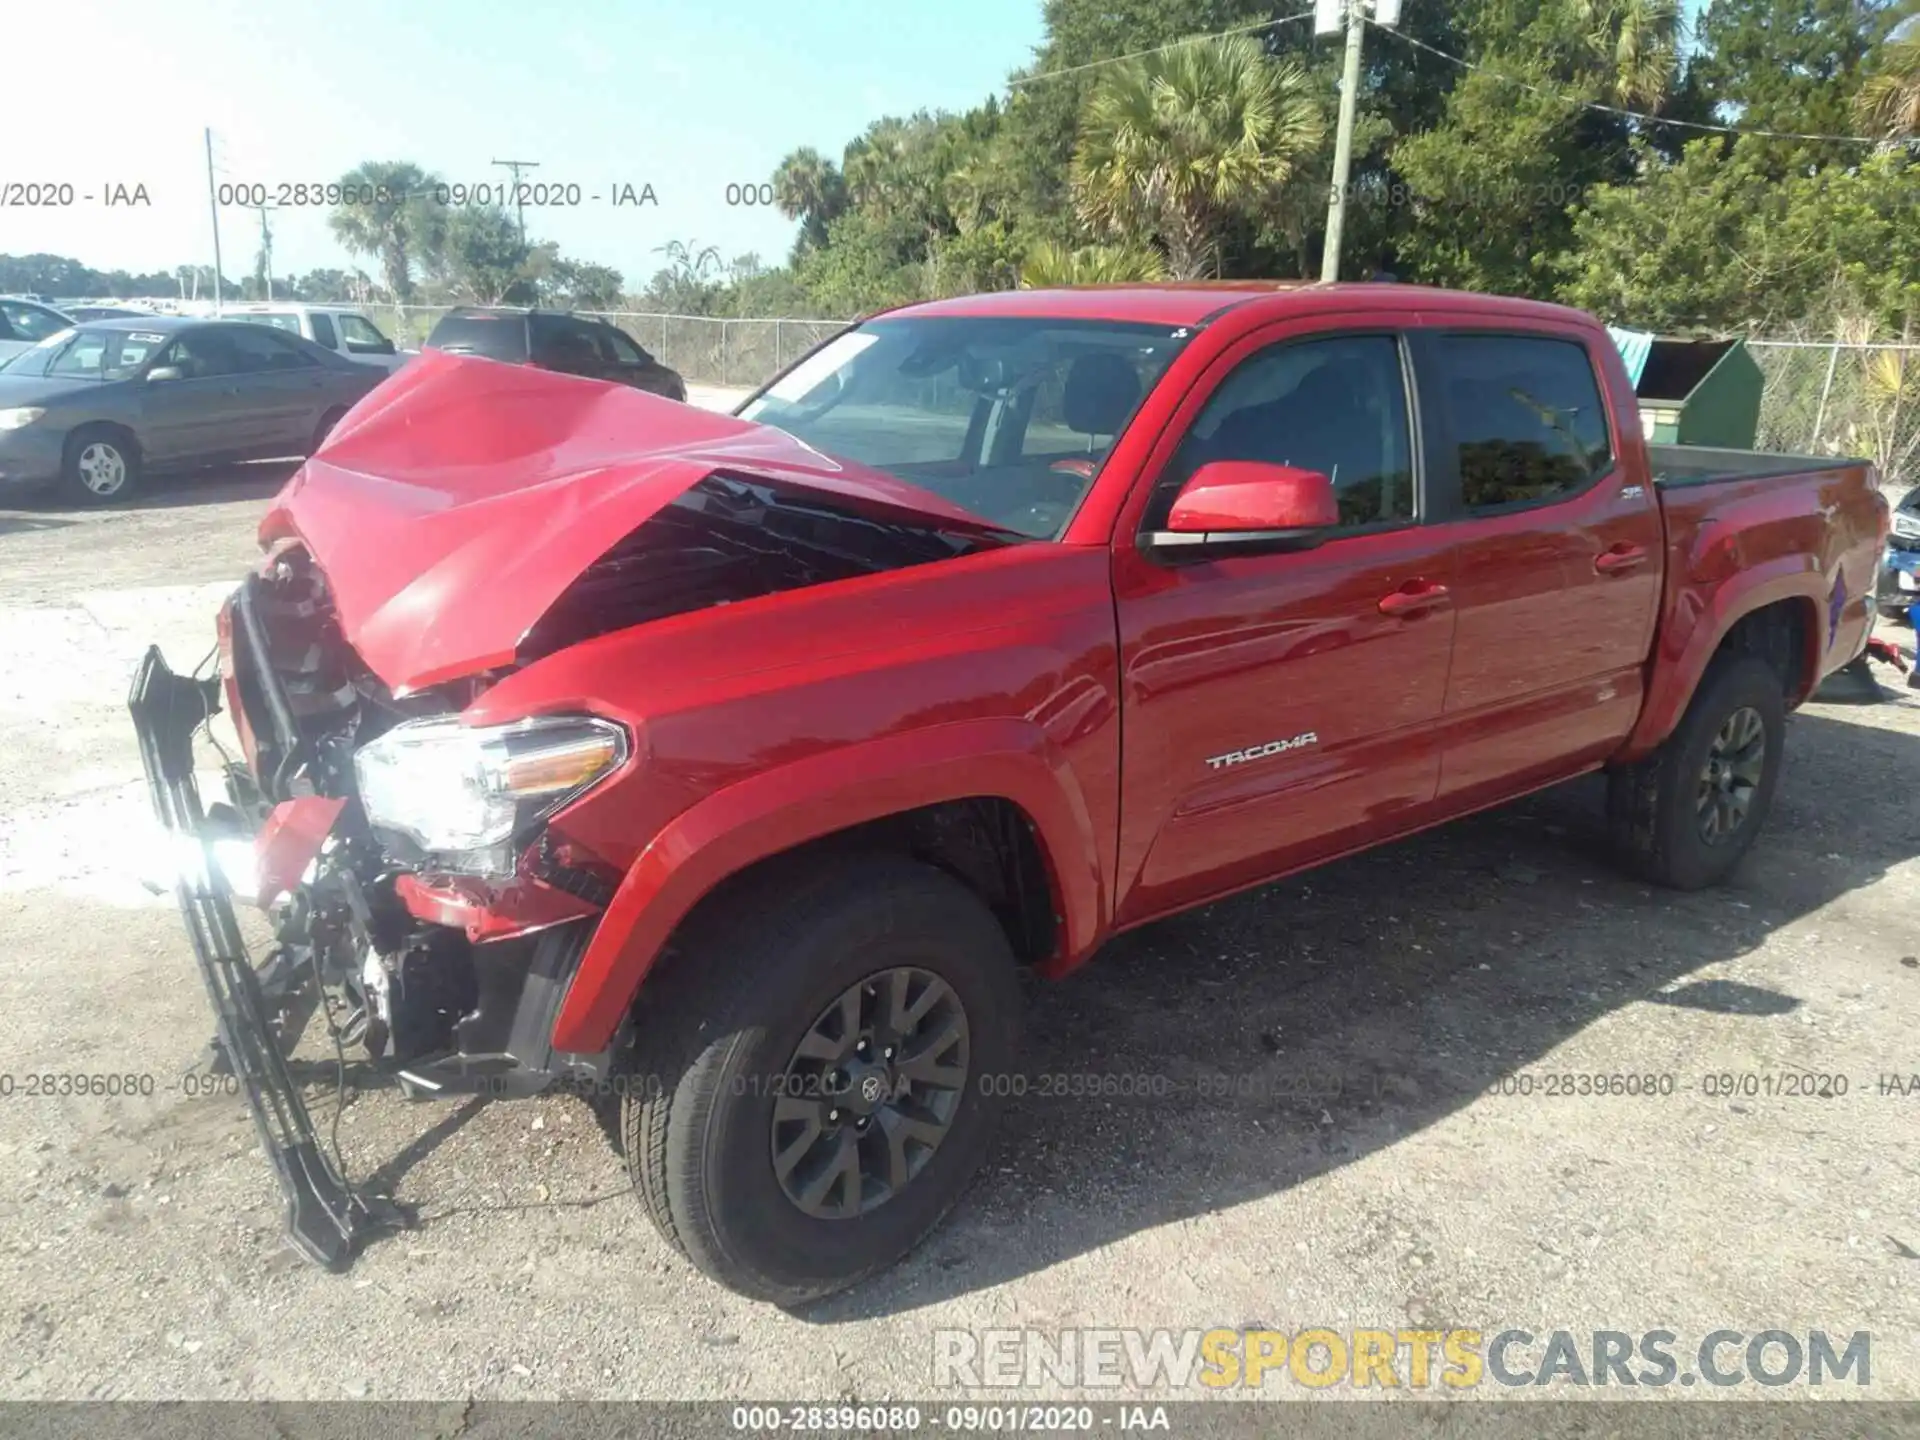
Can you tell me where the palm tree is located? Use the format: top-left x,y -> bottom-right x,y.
1856,31 -> 1920,142
1072,35 -> 1323,280
327,161 -> 440,302
1019,240 -> 1169,287
772,147 -> 849,252
1575,0 -> 1684,109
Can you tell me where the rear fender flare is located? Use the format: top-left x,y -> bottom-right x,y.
1620,554 -> 1824,762
548,718 -> 1105,1054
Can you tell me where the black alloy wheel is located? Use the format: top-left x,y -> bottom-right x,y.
771,967 -> 970,1220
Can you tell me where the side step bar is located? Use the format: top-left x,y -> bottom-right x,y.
128,644 -> 404,1270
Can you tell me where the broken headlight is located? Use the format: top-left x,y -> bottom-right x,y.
352,714 -> 628,874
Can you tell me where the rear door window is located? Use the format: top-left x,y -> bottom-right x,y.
600,325 -> 648,365
224,326 -> 317,372
531,314 -> 606,368
1436,334 -> 1614,510
160,329 -> 243,378
309,312 -> 338,349
427,311 -> 529,361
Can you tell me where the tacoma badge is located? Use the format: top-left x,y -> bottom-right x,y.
1205,732 -> 1319,770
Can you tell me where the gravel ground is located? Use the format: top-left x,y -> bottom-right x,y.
0,441 -> 1917,1414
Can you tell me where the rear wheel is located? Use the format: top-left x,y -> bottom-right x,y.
310,408 -> 348,454
620,854 -> 1021,1304
1607,654 -> 1785,889
60,426 -> 140,505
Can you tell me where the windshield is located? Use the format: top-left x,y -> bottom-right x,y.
738,315 -> 1192,539
1,326 -> 167,380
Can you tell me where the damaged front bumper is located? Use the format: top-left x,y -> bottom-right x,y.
128,644 -> 406,1269
129,576 -> 621,1272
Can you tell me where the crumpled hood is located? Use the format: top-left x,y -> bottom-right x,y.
260,349 -> 1004,694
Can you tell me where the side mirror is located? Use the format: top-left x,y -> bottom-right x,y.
145,365 -> 184,383
1145,460 -> 1340,559
347,338 -> 396,356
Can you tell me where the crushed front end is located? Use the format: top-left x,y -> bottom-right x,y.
129,545 -> 628,1270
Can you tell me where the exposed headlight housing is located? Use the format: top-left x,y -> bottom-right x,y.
352,714 -> 628,875
0,407 -> 47,430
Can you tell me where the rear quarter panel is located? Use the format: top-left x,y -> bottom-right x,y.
1622,462 -> 1885,760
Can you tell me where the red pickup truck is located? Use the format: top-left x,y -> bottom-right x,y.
131,282 -> 1888,1303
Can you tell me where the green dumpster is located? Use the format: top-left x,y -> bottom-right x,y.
1633,336 -> 1763,448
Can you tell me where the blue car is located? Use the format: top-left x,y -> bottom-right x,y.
1882,485 -> 1920,623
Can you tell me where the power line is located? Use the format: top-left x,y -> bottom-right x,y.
1371,21 -> 1897,146
1006,9 -> 1318,88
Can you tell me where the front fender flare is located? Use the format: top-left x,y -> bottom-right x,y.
548,718 -> 1106,1054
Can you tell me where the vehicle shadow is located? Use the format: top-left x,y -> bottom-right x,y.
0,512 -> 76,536
132,459 -> 302,509
804,700 -> 1920,1321
13,459 -> 301,516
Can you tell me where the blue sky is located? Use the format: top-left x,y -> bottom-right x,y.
9,0 -> 1047,287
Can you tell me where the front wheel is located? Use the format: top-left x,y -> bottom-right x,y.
1607,654 -> 1785,889
620,855 -> 1022,1304
60,427 -> 141,505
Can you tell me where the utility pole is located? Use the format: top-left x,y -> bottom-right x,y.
1319,0 -> 1367,283
204,127 -> 226,313
1315,0 -> 1402,281
256,204 -> 275,301
491,157 -> 541,245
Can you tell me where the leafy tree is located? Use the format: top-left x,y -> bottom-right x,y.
772,147 -> 851,256
1073,34 -> 1323,277
1019,239 -> 1169,285
1560,138 -> 1807,328
1388,52 -> 1618,297
1856,29 -> 1920,139
1574,0 -> 1684,108
1691,0 -> 1905,172
641,240 -> 727,313
795,209 -> 927,315
1562,140 -> 1920,335
930,222 -> 1026,294
1778,149 -> 1920,335
292,268 -> 357,302
422,205 -> 535,304
544,257 -> 626,310
327,161 -> 445,301
720,265 -> 818,317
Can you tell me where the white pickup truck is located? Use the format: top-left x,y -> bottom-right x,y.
224,303 -> 408,372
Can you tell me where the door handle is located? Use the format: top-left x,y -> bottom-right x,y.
1377,580 -> 1451,617
1595,544 -> 1649,574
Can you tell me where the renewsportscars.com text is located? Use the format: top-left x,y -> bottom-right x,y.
933,1327 -> 1871,1391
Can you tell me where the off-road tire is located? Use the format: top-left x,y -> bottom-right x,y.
60,425 -> 141,505
1607,654 -> 1785,890
619,853 -> 1022,1304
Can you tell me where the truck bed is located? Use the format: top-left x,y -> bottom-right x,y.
1649,443 -> 1870,489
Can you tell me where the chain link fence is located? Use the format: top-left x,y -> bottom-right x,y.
1748,341 -> 1920,495
369,306 -> 851,390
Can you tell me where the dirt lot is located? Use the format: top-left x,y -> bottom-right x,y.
1,451 -> 1917,1410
